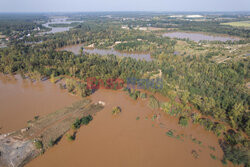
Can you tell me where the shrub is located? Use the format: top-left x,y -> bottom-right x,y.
72,115 -> 93,129
221,156 -> 227,165
212,123 -> 226,137
210,154 -> 216,160
130,92 -> 138,100
179,116 -> 188,127
34,116 -> 39,120
112,106 -> 121,115
66,134 -> 75,141
191,113 -> 201,124
34,140 -> 43,149
166,130 -> 174,137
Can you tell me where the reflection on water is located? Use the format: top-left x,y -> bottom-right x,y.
58,44 -> 152,61
0,74 -> 80,133
163,32 -> 240,42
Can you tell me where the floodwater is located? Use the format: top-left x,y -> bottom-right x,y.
58,44 -> 152,61
163,32 -> 240,42
41,17 -> 83,34
26,89 -> 233,167
0,74 -> 80,134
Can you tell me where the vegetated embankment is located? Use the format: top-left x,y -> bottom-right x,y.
0,99 -> 104,167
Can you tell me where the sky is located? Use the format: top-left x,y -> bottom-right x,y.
0,0 -> 250,12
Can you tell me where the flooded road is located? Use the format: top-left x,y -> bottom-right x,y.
26,89 -> 232,167
58,44 -> 152,61
0,74 -> 80,134
163,32 -> 240,42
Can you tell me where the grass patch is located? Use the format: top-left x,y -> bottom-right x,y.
221,21 -> 250,28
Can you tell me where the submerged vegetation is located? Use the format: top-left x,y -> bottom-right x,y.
112,106 -> 122,115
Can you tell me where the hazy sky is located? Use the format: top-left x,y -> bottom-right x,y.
0,0 -> 249,12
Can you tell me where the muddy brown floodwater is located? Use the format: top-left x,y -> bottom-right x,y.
0,74 -> 80,134
26,89 -> 234,167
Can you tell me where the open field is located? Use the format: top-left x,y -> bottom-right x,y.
221,21 -> 250,28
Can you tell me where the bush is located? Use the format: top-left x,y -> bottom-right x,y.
179,116 -> 188,127
72,115 -> 93,129
66,134 -> 75,141
34,140 -> 43,149
112,106 -> 121,115
210,154 -> 216,160
166,130 -> 174,137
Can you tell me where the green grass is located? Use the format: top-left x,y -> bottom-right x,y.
221,21 -> 250,28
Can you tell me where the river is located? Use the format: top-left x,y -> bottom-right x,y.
0,74 -> 80,134
26,89 -> 233,167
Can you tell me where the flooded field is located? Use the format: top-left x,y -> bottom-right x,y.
58,44 -> 152,61
26,89 -> 232,167
41,17 -> 83,34
163,32 -> 240,42
0,74 -> 80,134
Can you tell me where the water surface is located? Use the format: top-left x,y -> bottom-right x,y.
41,17 -> 83,34
0,74 -> 80,133
163,32 -> 239,42
58,44 -> 152,61
26,89 -> 231,167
